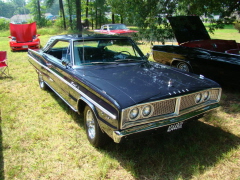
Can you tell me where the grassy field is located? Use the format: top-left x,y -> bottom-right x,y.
0,26 -> 240,180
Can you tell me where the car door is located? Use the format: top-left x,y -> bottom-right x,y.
43,40 -> 73,101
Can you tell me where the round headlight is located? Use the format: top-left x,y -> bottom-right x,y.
195,93 -> 202,103
142,105 -> 153,117
129,107 -> 139,120
203,91 -> 210,101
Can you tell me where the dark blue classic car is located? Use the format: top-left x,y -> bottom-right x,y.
28,34 -> 222,147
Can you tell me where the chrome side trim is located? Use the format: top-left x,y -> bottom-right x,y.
44,80 -> 78,112
28,54 -> 117,119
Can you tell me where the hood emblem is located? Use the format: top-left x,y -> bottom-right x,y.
168,79 -> 172,87
199,74 -> 205,79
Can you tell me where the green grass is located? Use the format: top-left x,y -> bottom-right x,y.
0,27 -> 240,179
209,25 -> 240,42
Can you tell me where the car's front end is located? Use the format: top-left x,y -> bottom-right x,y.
9,37 -> 40,51
78,57 -> 222,143
113,87 -> 221,143
9,22 -> 40,51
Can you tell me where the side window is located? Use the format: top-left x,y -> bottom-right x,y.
47,40 -> 70,63
103,26 -> 108,30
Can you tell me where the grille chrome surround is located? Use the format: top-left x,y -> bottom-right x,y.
121,88 -> 221,129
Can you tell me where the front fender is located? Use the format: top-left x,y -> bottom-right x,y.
78,96 -> 118,139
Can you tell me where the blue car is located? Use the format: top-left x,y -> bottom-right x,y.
28,34 -> 221,147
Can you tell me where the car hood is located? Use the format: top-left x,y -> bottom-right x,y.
168,16 -> 211,44
10,22 -> 37,43
76,62 -> 218,108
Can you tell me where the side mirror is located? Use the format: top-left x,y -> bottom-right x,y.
62,58 -> 71,68
144,53 -> 150,59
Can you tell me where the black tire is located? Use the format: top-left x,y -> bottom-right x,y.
84,105 -> 109,147
176,62 -> 190,72
38,73 -> 48,90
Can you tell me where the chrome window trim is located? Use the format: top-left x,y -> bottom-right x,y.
28,54 -> 117,120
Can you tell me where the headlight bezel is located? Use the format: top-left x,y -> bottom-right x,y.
142,104 -> 154,118
129,107 -> 140,120
195,91 -> 211,104
195,93 -> 202,103
128,104 -> 154,121
203,91 -> 210,101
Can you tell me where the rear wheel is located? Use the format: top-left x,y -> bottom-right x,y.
176,62 -> 190,72
84,105 -> 109,147
38,73 -> 48,90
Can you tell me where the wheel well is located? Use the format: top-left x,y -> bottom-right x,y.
77,99 -> 108,135
77,99 -> 87,115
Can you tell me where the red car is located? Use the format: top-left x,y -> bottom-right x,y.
94,24 -> 138,36
9,22 -> 40,51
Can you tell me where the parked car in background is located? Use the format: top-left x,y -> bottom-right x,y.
166,16 -> 240,54
9,22 -> 40,51
94,24 -> 138,36
152,16 -> 240,87
28,34 -> 221,147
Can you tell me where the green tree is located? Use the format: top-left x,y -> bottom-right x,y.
177,0 -> 240,18
46,0 -> 67,30
10,0 -> 29,15
0,0 -> 28,18
27,0 -> 46,27
107,0 -> 127,24
76,0 -> 82,31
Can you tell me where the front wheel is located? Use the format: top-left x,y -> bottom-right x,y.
176,62 -> 190,72
84,105 -> 109,147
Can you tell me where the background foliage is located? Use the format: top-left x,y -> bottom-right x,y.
0,0 -> 239,42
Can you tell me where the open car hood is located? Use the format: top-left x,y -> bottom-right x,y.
10,22 -> 37,43
168,16 -> 211,44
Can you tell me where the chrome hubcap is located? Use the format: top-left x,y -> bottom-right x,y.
178,63 -> 189,72
86,110 -> 96,139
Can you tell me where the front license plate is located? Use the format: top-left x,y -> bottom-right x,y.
22,45 -> 28,48
167,122 -> 183,132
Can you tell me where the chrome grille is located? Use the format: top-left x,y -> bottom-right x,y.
180,89 -> 220,111
210,89 -> 220,100
180,94 -> 196,110
152,98 -> 176,116
121,88 -> 221,129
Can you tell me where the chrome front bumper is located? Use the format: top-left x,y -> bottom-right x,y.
112,103 -> 219,143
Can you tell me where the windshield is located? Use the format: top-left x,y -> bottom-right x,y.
109,24 -> 128,30
73,39 -> 144,65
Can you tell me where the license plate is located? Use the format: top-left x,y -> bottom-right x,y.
22,45 -> 28,48
167,122 -> 183,132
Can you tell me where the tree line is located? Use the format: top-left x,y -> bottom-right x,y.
0,0 -> 239,41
